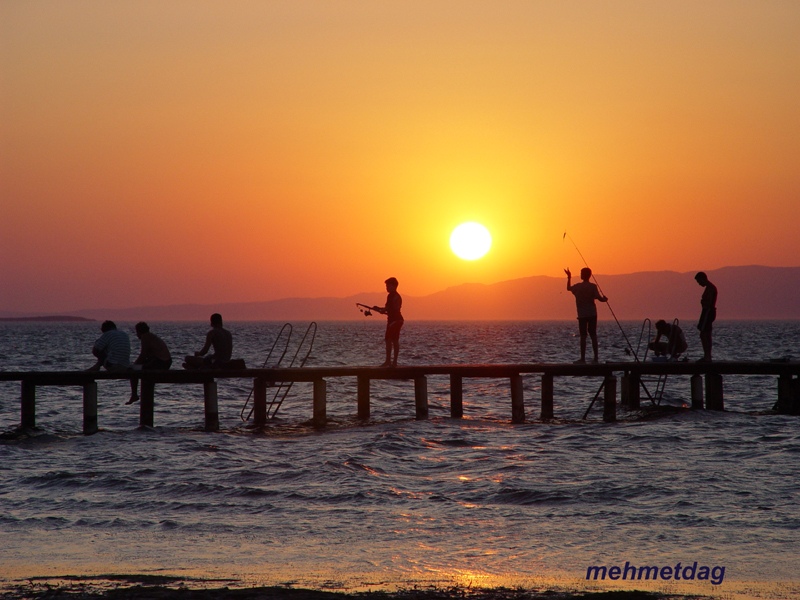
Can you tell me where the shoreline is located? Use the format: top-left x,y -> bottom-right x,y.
4,571 -> 798,600
0,575 -> 714,600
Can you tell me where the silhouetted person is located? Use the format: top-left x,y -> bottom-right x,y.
565,267 -> 608,363
128,322 -> 172,405
183,313 -> 233,369
649,319 -> 688,360
370,277 -> 404,367
695,272 -> 717,361
88,320 -> 131,372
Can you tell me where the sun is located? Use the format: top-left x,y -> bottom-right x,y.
450,222 -> 492,260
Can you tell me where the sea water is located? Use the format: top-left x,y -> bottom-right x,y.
1,320 -> 799,599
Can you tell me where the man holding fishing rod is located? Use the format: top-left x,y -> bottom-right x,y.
565,267 -> 608,364
358,277 -> 404,367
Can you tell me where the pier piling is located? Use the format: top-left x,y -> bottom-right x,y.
541,373 -> 554,420
140,379 -> 155,428
357,376 -> 370,420
204,381 -> 220,432
450,374 -> 463,418
603,375 -> 617,422
313,379 -> 326,428
777,375 -> 800,415
511,374 -> 525,423
777,375 -> 791,414
794,377 -> 800,415
21,380 -> 36,430
691,374 -> 704,410
253,377 -> 268,426
705,373 -> 724,411
83,382 -> 98,435
414,375 -> 428,420
621,372 -> 640,410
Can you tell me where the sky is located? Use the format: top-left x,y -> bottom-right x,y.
2,1 -> 799,314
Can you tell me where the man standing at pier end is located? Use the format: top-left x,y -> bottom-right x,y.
371,277 -> 403,367
565,267 -> 608,364
695,272 -> 717,362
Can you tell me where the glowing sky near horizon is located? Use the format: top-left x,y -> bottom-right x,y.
1,1 -> 799,313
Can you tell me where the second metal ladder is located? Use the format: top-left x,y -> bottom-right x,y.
240,322 -> 317,422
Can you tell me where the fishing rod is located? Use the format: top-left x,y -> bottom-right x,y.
563,231 -> 639,361
356,302 -> 379,316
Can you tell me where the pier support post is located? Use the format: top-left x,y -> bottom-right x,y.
83,381 -> 98,435
705,374 -> 724,411
140,379 -> 155,428
621,372 -> 640,410
204,380 -> 219,432
620,373 -> 628,408
253,377 -> 268,426
691,374 -> 704,410
794,377 -> 800,415
415,375 -> 428,420
450,374 -> 463,418
776,375 -> 799,415
541,373 -> 554,420
603,375 -> 617,423
511,374 -> 525,424
21,380 -> 36,430
777,374 -> 791,414
313,379 -> 327,428
357,376 -> 370,420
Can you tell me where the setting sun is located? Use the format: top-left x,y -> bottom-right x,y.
450,222 -> 492,261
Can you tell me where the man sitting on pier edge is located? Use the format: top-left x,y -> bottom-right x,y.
88,320 -> 131,372
183,313 -> 233,369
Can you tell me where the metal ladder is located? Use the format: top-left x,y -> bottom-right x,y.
583,317 -> 678,417
634,318 -> 682,406
240,322 -> 317,422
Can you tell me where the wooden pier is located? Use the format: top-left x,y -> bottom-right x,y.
2,361 -> 799,435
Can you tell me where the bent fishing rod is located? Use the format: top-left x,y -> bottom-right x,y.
563,231 -> 639,361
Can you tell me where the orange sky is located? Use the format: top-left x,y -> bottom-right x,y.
2,1 -> 799,313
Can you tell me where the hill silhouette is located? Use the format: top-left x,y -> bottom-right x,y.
3,266 -> 798,322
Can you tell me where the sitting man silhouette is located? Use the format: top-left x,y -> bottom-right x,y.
183,313 -> 234,369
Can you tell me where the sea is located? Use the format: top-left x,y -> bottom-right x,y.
1,320 -> 799,600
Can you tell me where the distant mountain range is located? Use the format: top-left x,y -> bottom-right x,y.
2,266 -> 798,322
0,315 -> 96,322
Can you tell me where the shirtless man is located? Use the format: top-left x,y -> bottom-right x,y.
565,267 -> 608,364
183,313 -> 233,369
649,319 -> 688,360
695,272 -> 718,362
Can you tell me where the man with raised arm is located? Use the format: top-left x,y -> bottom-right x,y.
565,267 -> 608,364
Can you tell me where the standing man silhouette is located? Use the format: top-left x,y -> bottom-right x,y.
565,267 -> 608,364
372,277 -> 403,367
695,272 -> 718,362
